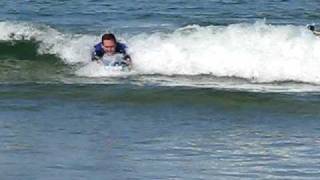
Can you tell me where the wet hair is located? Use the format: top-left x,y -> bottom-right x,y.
101,33 -> 117,44
308,25 -> 315,31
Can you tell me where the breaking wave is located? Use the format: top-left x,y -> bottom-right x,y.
1,21 -> 320,84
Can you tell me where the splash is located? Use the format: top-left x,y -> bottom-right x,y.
1,21 -> 320,84
130,21 -> 320,83
0,21 -> 96,64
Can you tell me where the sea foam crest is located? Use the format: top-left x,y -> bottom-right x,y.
2,21 -> 320,84
130,21 -> 320,83
0,21 -> 96,64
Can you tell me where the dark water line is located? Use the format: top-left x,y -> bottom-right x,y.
0,40 -> 60,62
1,84 -> 320,116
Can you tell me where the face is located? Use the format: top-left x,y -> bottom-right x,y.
102,39 -> 116,55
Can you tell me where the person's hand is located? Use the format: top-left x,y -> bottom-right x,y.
121,55 -> 132,70
120,60 -> 130,66
92,57 -> 103,65
122,55 -> 132,64
92,55 -> 100,61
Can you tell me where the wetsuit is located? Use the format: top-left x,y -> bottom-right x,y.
91,42 -> 129,61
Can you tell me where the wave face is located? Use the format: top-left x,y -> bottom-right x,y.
0,21 -> 96,64
1,21 -> 320,86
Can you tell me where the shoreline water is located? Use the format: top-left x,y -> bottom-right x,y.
1,83 -> 320,179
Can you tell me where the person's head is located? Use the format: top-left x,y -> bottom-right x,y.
101,33 -> 117,55
308,25 -> 315,31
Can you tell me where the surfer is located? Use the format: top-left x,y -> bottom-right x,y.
91,33 -> 132,67
307,25 -> 320,36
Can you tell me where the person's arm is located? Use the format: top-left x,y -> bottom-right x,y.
91,43 -> 104,61
91,49 -> 100,61
307,25 -> 320,36
122,54 -> 132,67
313,31 -> 320,36
117,42 -> 132,67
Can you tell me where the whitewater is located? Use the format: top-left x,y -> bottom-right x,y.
1,21 -> 320,85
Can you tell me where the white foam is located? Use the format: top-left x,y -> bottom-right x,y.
75,61 -> 134,77
129,21 -> 320,84
2,21 -> 320,84
0,21 -> 97,64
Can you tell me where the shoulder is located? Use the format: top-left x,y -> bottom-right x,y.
117,42 -> 128,49
313,31 -> 320,36
92,42 -> 104,57
94,42 -> 103,50
116,42 -> 128,54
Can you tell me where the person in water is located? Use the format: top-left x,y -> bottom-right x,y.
308,25 -> 320,36
91,33 -> 132,67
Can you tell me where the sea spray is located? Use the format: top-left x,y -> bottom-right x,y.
130,21 -> 320,83
0,21 -> 97,64
2,21 -> 320,84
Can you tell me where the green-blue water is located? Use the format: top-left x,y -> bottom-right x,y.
1,1 -> 320,179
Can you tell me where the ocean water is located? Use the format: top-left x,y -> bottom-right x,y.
1,1 -> 320,179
